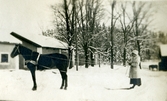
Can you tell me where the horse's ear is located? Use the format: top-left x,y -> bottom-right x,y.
15,44 -> 21,47
15,44 -> 19,46
17,44 -> 21,46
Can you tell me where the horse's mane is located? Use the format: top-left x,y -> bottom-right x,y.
18,44 -> 32,52
18,44 -> 39,60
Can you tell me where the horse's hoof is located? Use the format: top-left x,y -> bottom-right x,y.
60,87 -> 63,89
64,88 -> 67,90
32,87 -> 37,91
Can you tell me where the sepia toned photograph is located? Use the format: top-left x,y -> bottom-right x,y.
0,0 -> 167,101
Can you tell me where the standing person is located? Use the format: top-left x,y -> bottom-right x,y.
128,50 -> 141,89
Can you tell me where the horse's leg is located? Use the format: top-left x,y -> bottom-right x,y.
64,72 -> 68,90
60,71 -> 68,90
27,63 -> 37,91
60,71 -> 65,89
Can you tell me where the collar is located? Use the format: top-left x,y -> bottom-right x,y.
36,54 -> 40,62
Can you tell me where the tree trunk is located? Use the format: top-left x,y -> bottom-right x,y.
123,48 -> 126,66
68,45 -> 73,69
90,51 -> 95,67
110,1 -> 116,69
64,0 -> 73,69
84,45 -> 89,68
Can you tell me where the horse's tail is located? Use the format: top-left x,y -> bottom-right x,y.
62,55 -> 70,70
67,58 -> 72,69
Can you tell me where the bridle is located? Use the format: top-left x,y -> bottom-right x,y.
13,45 -> 20,56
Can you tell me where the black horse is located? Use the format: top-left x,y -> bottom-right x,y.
11,44 -> 69,90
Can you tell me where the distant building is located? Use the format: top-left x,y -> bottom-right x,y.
159,44 -> 167,71
0,31 -> 21,70
11,32 -> 68,69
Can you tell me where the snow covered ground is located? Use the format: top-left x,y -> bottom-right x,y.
0,64 -> 167,101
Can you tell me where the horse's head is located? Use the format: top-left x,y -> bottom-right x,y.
11,44 -> 20,58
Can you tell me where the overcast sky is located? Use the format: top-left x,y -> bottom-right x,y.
0,0 -> 167,36
149,1 -> 167,32
0,0 -> 60,35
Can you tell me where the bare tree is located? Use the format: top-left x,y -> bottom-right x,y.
119,2 -> 135,66
109,0 -> 117,69
132,1 -> 152,56
51,0 -> 76,69
77,0 -> 103,68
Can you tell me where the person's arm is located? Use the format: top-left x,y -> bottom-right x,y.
131,57 -> 138,67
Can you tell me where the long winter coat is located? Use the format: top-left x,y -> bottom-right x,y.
129,54 -> 141,78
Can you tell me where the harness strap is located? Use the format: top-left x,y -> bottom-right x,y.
25,60 -> 37,65
36,54 -> 40,62
25,53 -> 40,65
25,60 -> 50,70
60,70 -> 67,73
26,60 -> 66,73
38,65 -> 50,69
